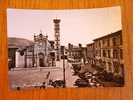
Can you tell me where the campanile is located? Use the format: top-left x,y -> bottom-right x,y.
53,19 -> 61,61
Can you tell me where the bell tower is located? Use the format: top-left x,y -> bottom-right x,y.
53,19 -> 61,61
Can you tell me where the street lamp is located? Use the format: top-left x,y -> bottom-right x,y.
62,46 -> 66,87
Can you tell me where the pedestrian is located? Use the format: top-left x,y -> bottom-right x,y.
40,82 -> 46,89
46,71 -> 50,79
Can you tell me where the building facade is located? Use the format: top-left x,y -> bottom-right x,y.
15,32 -> 56,68
8,46 -> 18,70
67,43 -> 87,64
93,30 -> 123,76
86,43 -> 95,64
33,32 -> 56,67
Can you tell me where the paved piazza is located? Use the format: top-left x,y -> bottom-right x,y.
9,60 -> 79,89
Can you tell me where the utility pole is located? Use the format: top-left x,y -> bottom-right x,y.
62,46 -> 66,87
24,48 -> 27,68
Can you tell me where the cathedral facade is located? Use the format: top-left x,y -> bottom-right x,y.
14,32 -> 56,68
33,32 -> 56,67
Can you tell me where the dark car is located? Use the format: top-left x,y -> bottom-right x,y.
74,78 -> 90,87
72,64 -> 81,75
49,80 -> 65,88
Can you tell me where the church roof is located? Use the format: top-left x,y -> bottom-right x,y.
8,37 -> 34,49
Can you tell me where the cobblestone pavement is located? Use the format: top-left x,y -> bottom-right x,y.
9,60 -> 79,89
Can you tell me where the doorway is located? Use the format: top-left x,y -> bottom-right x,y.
38,53 -> 44,67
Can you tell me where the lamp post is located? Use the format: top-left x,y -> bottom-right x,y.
62,46 -> 66,87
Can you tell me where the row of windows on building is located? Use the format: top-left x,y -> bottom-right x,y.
95,48 -> 123,59
95,34 -> 122,49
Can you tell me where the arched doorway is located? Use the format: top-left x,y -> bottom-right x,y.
38,53 -> 44,67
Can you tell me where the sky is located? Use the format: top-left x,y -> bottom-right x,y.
7,6 -> 122,46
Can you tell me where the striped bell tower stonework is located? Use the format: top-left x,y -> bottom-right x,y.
53,19 -> 61,61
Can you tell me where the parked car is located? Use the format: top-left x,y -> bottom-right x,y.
74,78 -> 90,87
72,64 -> 81,75
49,80 -> 65,88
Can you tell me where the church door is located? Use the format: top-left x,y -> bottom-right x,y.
38,53 -> 44,67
